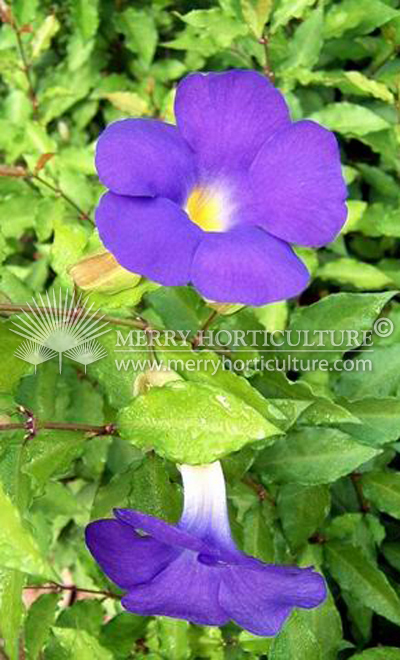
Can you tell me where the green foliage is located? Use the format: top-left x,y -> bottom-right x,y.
0,0 -> 400,657
118,380 -> 280,463
0,480 -> 51,577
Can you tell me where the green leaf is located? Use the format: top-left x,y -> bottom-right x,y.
342,200 -> 367,234
90,326 -> 148,409
146,286 -> 204,334
310,103 -> 390,137
127,454 -> 181,522
257,428 -> 380,485
0,569 -> 25,660
56,600 -> 104,636
339,398 -> 400,446
271,0 -> 317,32
0,192 -> 39,239
253,301 -> 289,333
269,610 -> 322,659
50,215 -> 91,283
317,258 -> 394,290
282,6 -> 323,71
242,502 -> 275,562
297,590 -> 343,660
0,480 -> 51,576
191,625 -> 224,660
104,92 -> 148,116
278,484 -> 330,550
238,630 -> 272,655
325,513 -> 384,552
325,541 -> 400,626
297,398 -> 360,427
0,322 -> 32,393
361,471 -> 400,519
70,0 -> 99,40
156,343 -> 289,429
25,593 -> 59,660
351,650 -> 400,660
118,380 -> 280,464
31,15 -> 60,59
324,0 -> 399,38
151,617 -> 191,660
240,0 -> 273,38
114,8 -> 158,67
166,8 -> 248,53
52,628 -> 113,660
346,204 -> 400,239
382,542 -> 400,573
344,72 -> 394,103
23,430 -> 86,487
342,590 -> 373,642
99,613 -> 149,658
357,169 -> 399,202
276,291 -> 396,362
0,433 -> 30,659
336,345 -> 400,399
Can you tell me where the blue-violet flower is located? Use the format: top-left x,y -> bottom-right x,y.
94,70 -> 347,306
85,461 -> 326,635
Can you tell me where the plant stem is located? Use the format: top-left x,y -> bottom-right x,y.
0,164 -> 92,223
192,309 -> 219,349
30,173 -> 91,222
0,303 -> 149,331
350,473 -> 370,513
24,582 -> 119,600
259,31 -> 275,82
1,1 -> 39,118
0,420 -> 117,436
0,303 -> 231,355
14,29 -> 38,117
243,475 -> 275,505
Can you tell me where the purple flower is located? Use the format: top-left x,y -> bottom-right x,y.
85,462 -> 326,635
95,70 -> 347,306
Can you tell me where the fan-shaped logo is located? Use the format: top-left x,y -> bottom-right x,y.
11,290 -> 110,374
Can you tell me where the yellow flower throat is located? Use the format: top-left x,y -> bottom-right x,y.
186,186 -> 228,232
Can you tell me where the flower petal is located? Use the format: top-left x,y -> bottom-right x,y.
85,520 -> 178,589
179,463 -> 237,553
122,551 -> 229,627
114,509 -> 206,553
95,192 -> 202,286
175,70 -> 290,172
219,565 -> 327,636
249,120 -> 347,247
95,119 -> 196,203
191,226 -> 309,306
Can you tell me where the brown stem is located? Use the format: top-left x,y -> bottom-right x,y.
0,303 -> 232,356
0,164 -> 92,223
0,303 -> 148,331
243,475 -> 275,505
0,419 -> 118,437
259,32 -> 275,83
24,582 -> 119,600
350,473 -> 370,513
192,310 -> 219,349
2,4 -> 40,118
30,173 -> 91,222
14,30 -> 38,117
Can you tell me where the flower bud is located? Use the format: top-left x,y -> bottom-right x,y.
133,367 -> 182,396
69,251 -> 140,293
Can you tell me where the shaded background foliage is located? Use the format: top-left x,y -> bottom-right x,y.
1,0 -> 400,658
